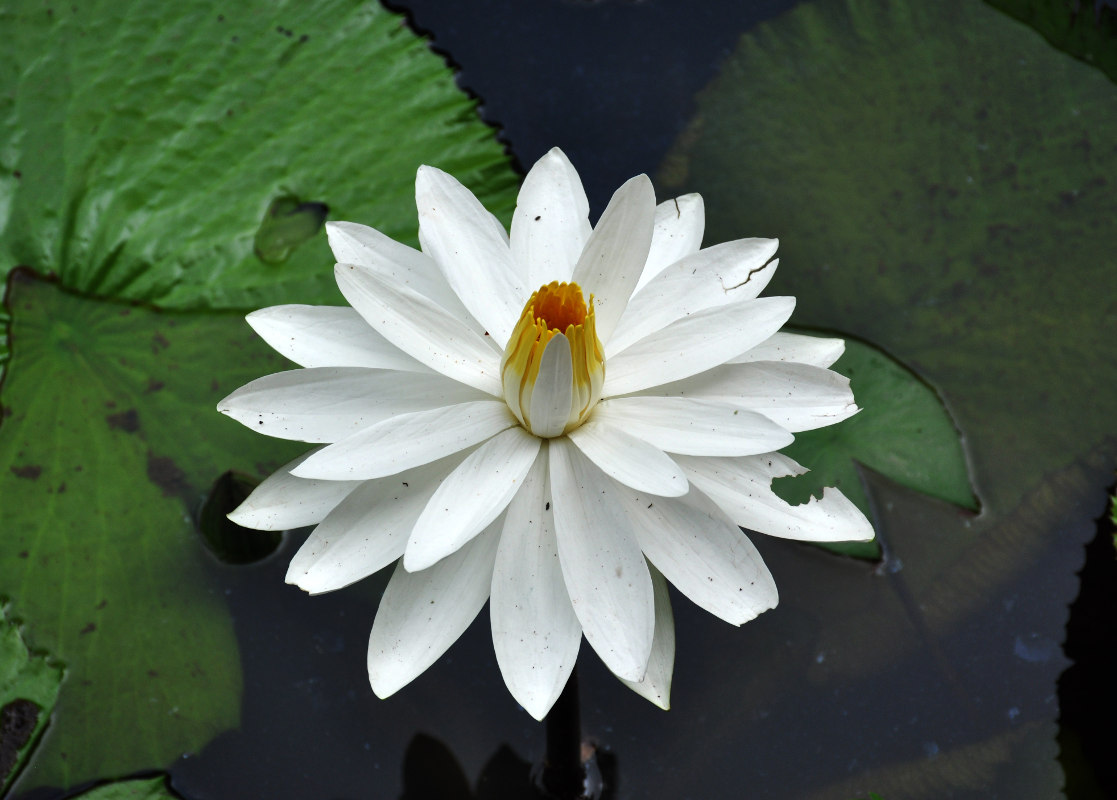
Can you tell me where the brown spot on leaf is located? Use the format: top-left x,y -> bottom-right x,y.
10,465 -> 42,480
79,622 -> 96,635
106,408 -> 140,433
144,379 -> 165,393
146,452 -> 186,497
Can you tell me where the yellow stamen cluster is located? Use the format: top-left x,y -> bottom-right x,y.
501,281 -> 605,437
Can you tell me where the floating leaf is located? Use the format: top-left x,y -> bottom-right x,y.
0,273 -> 309,789
774,337 -> 978,558
660,0 -> 1117,517
0,606 -> 63,795
0,0 -> 518,311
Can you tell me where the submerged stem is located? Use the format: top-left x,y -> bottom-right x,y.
541,667 -> 585,799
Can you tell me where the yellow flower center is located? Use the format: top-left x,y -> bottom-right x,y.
500,281 -> 605,437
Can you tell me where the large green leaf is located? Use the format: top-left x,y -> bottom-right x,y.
0,0 -> 518,310
0,273 -> 306,789
774,337 -> 977,558
1,606 -> 63,794
659,0 -> 1117,517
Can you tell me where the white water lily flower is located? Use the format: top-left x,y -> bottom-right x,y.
219,148 -> 874,719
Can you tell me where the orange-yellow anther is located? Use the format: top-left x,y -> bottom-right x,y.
501,281 -> 605,436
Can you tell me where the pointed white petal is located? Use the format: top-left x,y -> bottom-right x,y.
643,361 -> 858,432
680,454 -> 876,542
635,194 -> 705,292
491,447 -> 582,720
590,397 -> 793,457
566,418 -> 688,497
619,564 -> 674,709
326,221 -> 480,325
368,519 -> 501,698
218,367 -> 488,442
405,427 -> 542,571
549,438 -> 654,682
511,148 -> 592,286
528,334 -> 575,438
227,448 -> 362,531
603,295 -> 796,396
335,262 -> 503,396
246,305 -> 431,372
416,165 -> 528,347
285,452 -> 465,594
730,331 -> 846,368
618,487 -> 778,625
291,400 -> 516,480
609,240 -> 779,356
571,175 -> 656,344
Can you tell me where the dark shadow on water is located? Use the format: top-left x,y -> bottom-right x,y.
1057,479 -> 1117,799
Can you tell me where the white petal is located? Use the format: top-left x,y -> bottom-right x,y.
571,175 -> 656,344
285,453 -> 466,594
619,564 -> 674,709
335,262 -> 503,396
416,165 -> 528,347
566,418 -> 688,497
291,400 -> 516,480
227,448 -> 362,531
590,397 -> 793,457
326,222 -> 481,329
246,305 -> 431,372
619,487 -> 778,625
218,367 -> 488,443
643,361 -> 858,432
730,331 -> 845,368
549,438 -> 654,682
405,427 -> 542,571
528,334 -> 574,438
604,295 -> 796,396
680,454 -> 876,542
511,148 -> 591,286
491,446 -> 582,720
634,194 -> 705,292
608,240 -> 779,356
368,519 -> 501,698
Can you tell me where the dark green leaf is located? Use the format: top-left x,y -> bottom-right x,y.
659,0 -> 1117,518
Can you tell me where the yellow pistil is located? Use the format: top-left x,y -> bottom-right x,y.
501,281 -> 605,436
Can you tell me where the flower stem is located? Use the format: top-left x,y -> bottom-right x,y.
541,666 -> 585,799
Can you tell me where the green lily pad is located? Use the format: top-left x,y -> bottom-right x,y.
67,775 -> 179,800
0,0 -> 518,311
774,337 -> 978,558
660,0 -> 1117,518
1,606 -> 63,795
0,273 -> 307,790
